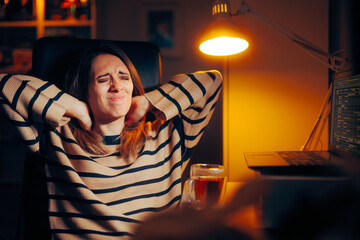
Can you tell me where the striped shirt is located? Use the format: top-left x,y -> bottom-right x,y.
0,70 -> 223,240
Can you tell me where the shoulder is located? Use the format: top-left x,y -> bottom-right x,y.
170,70 -> 222,81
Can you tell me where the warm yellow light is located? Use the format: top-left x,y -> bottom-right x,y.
198,14 -> 250,57
200,37 -> 249,56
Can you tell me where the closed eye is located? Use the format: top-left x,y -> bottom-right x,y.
97,76 -> 110,83
119,72 -> 130,80
96,72 -> 110,83
95,72 -> 129,83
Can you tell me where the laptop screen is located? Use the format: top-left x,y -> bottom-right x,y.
330,74 -> 360,155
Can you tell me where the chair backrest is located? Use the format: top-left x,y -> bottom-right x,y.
30,37 -> 162,91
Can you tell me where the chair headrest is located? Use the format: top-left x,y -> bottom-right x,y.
30,37 -> 162,92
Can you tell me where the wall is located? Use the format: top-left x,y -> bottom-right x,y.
96,0 -> 329,181
226,0 -> 329,180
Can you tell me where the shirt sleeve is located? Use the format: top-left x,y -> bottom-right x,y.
0,74 -> 78,152
144,70 -> 223,156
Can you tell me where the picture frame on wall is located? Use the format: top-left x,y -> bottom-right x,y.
140,0 -> 183,57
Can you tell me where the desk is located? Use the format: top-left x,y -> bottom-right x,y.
225,181 -> 261,226
223,181 -> 263,239
242,172 -> 359,240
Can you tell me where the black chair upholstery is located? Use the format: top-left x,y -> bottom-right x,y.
30,37 -> 162,91
17,37 -> 162,240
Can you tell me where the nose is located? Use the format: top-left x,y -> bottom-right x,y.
109,77 -> 123,92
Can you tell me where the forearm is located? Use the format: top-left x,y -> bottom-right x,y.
144,70 -> 223,121
0,74 -> 77,127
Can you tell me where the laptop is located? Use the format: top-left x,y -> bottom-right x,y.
245,74 -> 360,176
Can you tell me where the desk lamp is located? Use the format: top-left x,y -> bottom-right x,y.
199,0 -> 348,166
199,0 -> 347,69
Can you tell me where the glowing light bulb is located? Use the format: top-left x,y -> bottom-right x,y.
199,37 -> 249,56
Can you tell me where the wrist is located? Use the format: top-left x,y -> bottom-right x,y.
143,96 -> 154,112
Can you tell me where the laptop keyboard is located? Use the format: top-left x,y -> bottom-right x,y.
277,151 -> 329,166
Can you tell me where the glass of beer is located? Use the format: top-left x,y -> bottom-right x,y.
181,164 -> 227,210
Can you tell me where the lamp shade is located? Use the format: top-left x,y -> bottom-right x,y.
199,16 -> 249,56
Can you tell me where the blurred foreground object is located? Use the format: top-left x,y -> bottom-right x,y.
134,154 -> 360,240
134,180 -> 267,240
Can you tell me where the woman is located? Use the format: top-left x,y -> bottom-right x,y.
0,44 -> 222,240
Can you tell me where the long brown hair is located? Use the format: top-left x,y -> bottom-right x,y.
64,43 -> 147,158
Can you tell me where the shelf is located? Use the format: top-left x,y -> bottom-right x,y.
0,21 -> 38,27
0,0 -> 96,74
44,19 -> 94,27
0,65 -> 31,74
0,20 -> 94,27
0,0 -> 96,38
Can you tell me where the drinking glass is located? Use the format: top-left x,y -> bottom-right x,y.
181,164 -> 227,210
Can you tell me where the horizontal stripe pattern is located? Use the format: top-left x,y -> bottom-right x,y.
0,74 -> 13,94
0,71 -> 222,239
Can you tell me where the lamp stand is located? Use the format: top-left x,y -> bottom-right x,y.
223,57 -> 230,170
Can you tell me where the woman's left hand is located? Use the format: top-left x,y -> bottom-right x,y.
125,96 -> 153,124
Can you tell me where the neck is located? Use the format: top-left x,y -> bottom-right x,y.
93,117 -> 125,136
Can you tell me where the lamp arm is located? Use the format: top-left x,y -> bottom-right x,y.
302,82 -> 332,150
233,1 -> 343,72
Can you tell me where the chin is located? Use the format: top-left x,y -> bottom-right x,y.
115,110 -> 130,118
98,111 -> 127,121
111,112 -> 127,119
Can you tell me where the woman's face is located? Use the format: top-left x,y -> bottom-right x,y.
88,54 -> 134,124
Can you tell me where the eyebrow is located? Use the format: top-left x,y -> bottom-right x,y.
96,71 -> 129,79
96,73 -> 109,79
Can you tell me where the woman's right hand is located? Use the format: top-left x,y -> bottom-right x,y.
65,100 -> 92,131
125,95 -> 153,125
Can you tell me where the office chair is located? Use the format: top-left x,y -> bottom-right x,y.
17,37 -> 163,240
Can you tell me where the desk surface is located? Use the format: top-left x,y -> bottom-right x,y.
225,175 -> 359,239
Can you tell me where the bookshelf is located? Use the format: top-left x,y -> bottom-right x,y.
0,3 -> 96,237
0,0 -> 96,74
